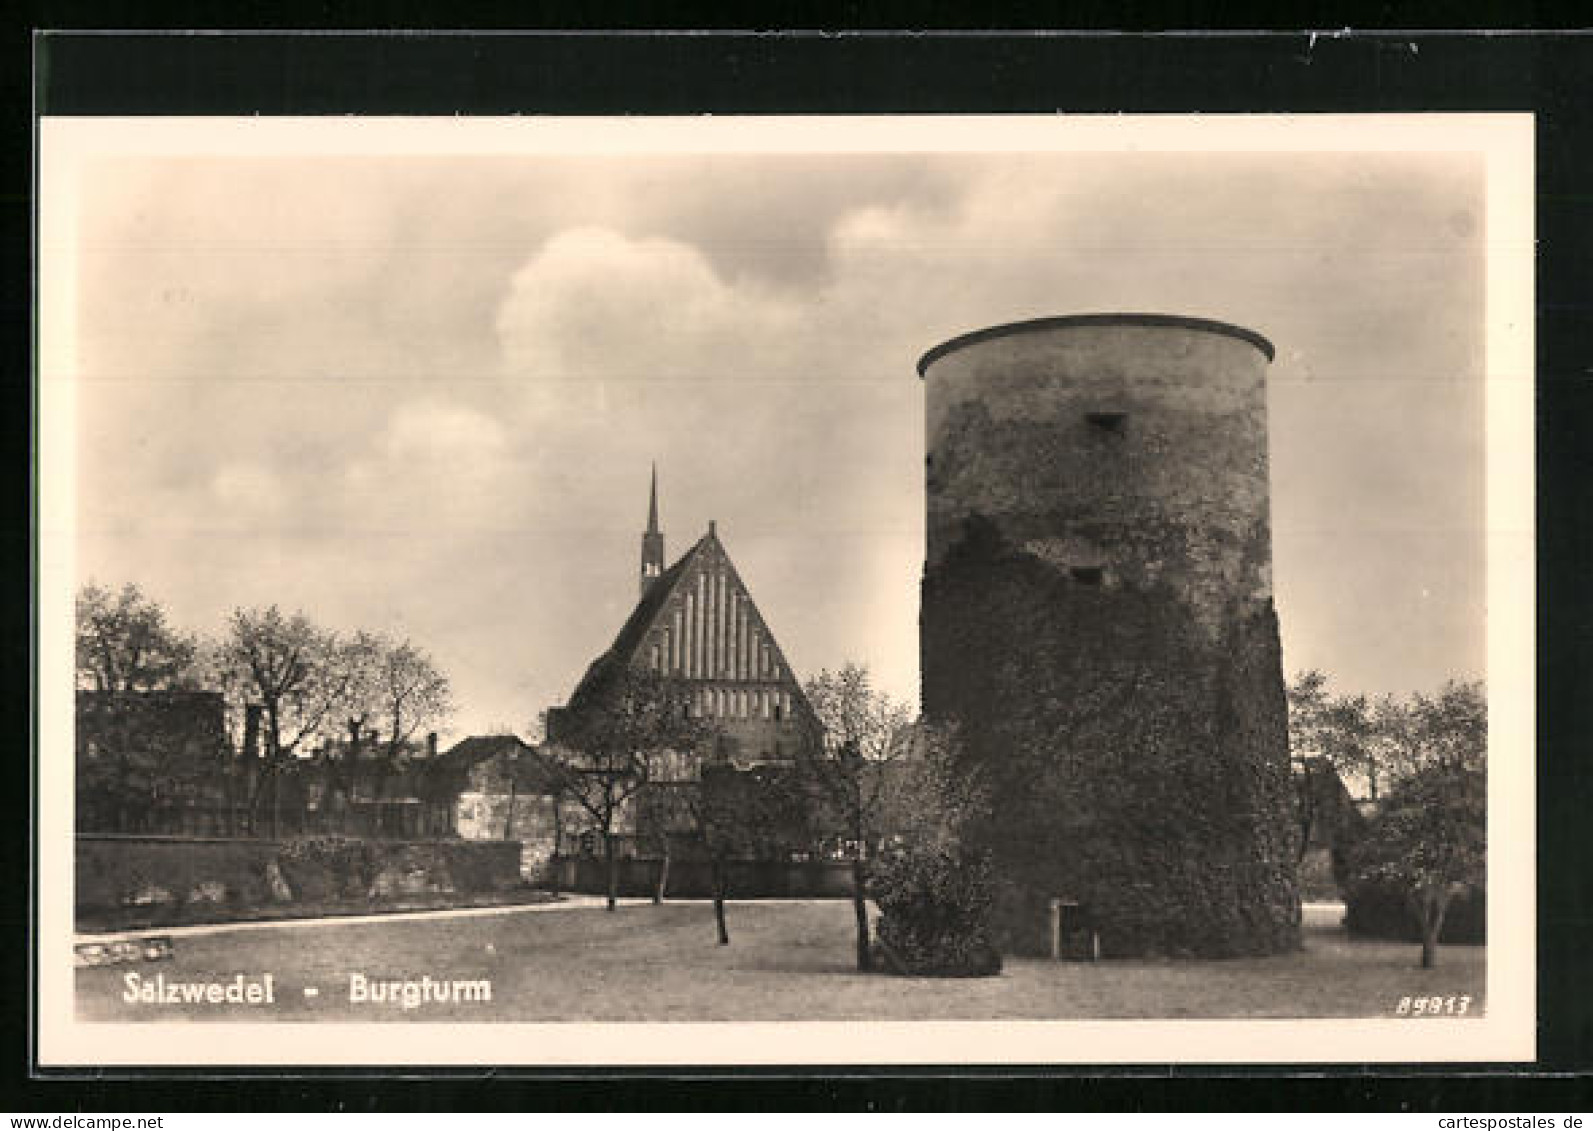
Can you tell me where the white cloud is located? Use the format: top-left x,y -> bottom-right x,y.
382,400 -> 508,461
495,226 -> 800,387
210,462 -> 286,519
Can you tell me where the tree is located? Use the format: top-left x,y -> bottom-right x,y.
216,606 -> 357,835
545,668 -> 708,911
74,582 -> 212,829
869,721 -> 1001,976
322,631 -> 386,830
1365,692 -> 1410,803
798,663 -> 914,972
75,683 -> 230,833
876,721 -> 987,851
368,637 -> 454,801
1287,669 -> 1378,799
76,582 -> 198,692
1348,680 -> 1486,968
681,762 -> 811,945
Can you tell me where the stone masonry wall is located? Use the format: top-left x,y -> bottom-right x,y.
76,835 -> 524,930
920,317 -> 1300,958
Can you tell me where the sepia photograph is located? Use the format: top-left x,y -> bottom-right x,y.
35,113 -> 1534,1066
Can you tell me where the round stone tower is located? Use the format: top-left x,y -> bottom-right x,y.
918,314 -> 1300,958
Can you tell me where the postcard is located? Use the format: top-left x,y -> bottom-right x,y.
36,113 -> 1534,1066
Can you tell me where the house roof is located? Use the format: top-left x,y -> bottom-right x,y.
590,533 -> 711,690
434,734 -> 563,793
440,734 -> 533,765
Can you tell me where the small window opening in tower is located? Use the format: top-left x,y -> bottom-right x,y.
1085,411 -> 1128,431
1070,566 -> 1105,586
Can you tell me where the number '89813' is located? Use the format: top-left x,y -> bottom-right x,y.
1395,995 -> 1472,1016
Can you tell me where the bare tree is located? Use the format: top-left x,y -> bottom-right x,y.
76,582 -> 198,692
369,637 -> 454,800
798,663 -> 913,972
655,763 -> 811,945
322,631 -> 385,830
217,606 -> 355,835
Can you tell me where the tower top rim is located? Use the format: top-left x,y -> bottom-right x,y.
916,313 -> 1276,377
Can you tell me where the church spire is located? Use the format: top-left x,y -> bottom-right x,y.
640,463 -> 665,597
647,463 -> 659,534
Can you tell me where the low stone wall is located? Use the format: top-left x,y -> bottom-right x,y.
549,856 -> 855,899
76,835 -> 525,927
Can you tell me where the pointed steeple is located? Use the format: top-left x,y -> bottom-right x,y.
640,464 -> 666,597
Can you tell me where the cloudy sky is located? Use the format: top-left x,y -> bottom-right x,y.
64,131 -> 1489,738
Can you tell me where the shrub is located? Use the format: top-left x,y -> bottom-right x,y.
439,841 -> 520,893
276,835 -> 379,901
870,843 -> 1002,977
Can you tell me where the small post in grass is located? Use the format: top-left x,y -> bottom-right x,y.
1049,898 -> 1063,961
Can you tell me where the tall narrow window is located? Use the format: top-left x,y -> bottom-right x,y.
685,594 -> 696,677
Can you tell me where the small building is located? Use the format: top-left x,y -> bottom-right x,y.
429,735 -> 572,880
303,729 -> 453,839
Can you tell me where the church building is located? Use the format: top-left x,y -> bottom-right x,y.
546,467 -> 818,771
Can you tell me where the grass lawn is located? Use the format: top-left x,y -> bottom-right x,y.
76,900 -> 1485,1023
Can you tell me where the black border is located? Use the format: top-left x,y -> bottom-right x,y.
14,25 -> 1593,1112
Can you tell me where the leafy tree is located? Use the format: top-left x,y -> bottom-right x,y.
1367,691 -> 1416,801
1287,669 -> 1378,798
798,663 -> 913,972
545,668 -> 708,911
76,582 -> 198,692
1287,669 -> 1392,870
869,722 -> 1001,976
1348,680 -> 1486,968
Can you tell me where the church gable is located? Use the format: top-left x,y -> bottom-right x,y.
635,530 -> 809,712
550,471 -> 819,764
567,523 -> 814,735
